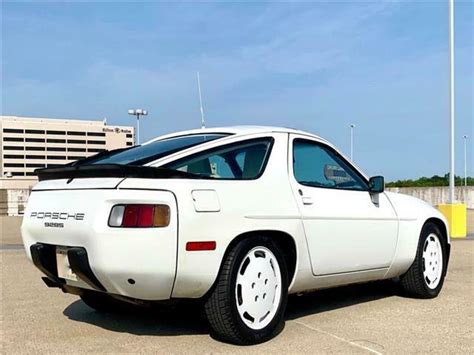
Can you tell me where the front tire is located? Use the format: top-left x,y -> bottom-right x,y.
204,237 -> 288,345
399,222 -> 448,298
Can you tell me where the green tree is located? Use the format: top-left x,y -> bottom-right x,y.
386,174 -> 474,187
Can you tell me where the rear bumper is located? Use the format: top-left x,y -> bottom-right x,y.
30,243 -> 106,291
27,239 -> 177,301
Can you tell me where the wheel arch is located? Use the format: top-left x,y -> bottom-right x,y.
424,217 -> 451,266
214,230 -> 298,291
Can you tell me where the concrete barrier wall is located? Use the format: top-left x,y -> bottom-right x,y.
1,186 -> 473,216
0,189 -> 31,216
386,186 -> 473,209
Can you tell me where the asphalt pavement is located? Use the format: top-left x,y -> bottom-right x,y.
1,238 -> 473,354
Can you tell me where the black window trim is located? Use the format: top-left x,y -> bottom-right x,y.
26,138 -> 46,143
46,130 -> 66,135
4,146 -> 25,150
25,129 -> 45,134
87,132 -> 106,137
67,139 -> 86,144
68,131 -> 86,136
3,128 -> 24,134
292,138 -> 369,192
161,137 -> 275,181
47,147 -> 66,152
4,154 -> 24,159
87,140 -> 106,145
46,138 -> 66,144
3,137 -> 24,142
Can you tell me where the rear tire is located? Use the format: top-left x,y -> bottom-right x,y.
204,236 -> 288,345
399,222 -> 448,298
80,290 -> 129,313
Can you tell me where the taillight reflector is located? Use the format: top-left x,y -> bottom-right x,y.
186,241 -> 216,251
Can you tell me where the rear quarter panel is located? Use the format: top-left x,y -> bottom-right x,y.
118,132 -> 312,298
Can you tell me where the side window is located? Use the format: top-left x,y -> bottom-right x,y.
293,139 -> 368,191
164,138 -> 273,179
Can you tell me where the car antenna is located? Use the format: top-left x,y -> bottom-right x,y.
197,72 -> 206,129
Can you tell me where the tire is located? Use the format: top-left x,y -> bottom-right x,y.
80,290 -> 130,313
204,236 -> 289,345
399,222 -> 448,298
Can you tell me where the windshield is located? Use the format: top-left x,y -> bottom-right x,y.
84,134 -> 229,166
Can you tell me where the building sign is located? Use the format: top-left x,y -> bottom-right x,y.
102,127 -> 132,134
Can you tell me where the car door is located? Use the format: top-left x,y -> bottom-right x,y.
289,135 -> 398,276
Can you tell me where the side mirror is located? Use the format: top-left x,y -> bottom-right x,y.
369,176 -> 384,193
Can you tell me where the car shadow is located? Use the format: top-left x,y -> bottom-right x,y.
285,279 -> 399,320
63,300 -> 209,336
63,280 -> 399,337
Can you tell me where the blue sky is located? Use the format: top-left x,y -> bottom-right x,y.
1,0 -> 472,180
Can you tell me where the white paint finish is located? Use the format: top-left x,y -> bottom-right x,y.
300,191 -> 398,275
191,189 -> 220,212
140,125 -> 329,147
288,134 -> 398,276
22,188 -> 178,300
20,126 -> 450,302
33,177 -> 123,191
151,133 -> 310,297
383,191 -> 449,279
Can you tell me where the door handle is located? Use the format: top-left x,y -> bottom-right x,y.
302,196 -> 313,205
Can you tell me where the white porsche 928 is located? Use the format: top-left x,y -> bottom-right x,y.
22,126 -> 450,344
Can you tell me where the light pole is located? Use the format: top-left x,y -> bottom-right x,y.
463,135 -> 468,187
128,109 -> 148,145
350,124 -> 356,162
448,0 -> 455,203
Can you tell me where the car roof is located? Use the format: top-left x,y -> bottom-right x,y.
145,125 -> 327,144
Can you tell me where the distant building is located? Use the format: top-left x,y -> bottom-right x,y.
0,115 -> 134,194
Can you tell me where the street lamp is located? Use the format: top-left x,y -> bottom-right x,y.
350,124 -> 356,162
440,0 -> 466,238
128,109 -> 148,145
448,0 -> 455,203
463,135 -> 468,187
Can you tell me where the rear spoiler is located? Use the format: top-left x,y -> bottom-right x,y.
35,164 -> 202,182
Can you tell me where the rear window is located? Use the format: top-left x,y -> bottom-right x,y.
87,134 -> 229,166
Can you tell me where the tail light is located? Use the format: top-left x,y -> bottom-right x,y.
108,204 -> 170,228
